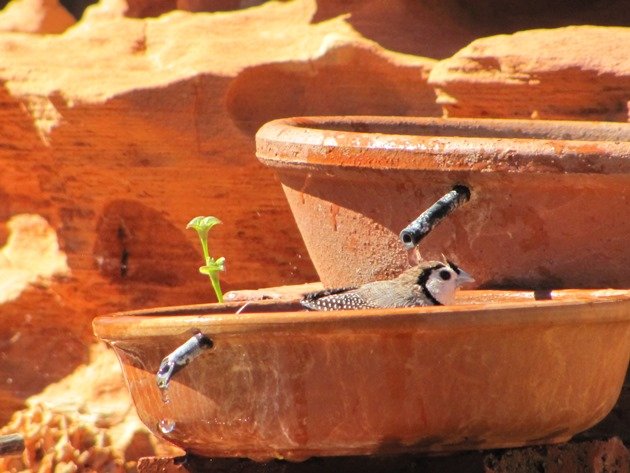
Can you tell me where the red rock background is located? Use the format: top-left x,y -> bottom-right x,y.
0,0 -> 628,470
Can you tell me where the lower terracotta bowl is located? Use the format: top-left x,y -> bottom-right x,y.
93,289 -> 630,461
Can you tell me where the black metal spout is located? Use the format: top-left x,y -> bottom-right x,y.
399,185 -> 471,249
156,332 -> 214,390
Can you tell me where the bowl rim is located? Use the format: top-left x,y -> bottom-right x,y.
93,289 -> 630,341
255,116 -> 630,174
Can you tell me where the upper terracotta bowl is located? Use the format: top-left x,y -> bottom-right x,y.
256,116 -> 630,288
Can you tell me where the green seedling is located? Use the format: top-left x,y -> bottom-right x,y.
187,216 -> 225,303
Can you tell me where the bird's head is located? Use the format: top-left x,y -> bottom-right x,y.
416,260 -> 474,305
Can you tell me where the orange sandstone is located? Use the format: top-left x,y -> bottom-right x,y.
429,26 -> 630,122
0,0 -> 437,425
0,0 -> 75,34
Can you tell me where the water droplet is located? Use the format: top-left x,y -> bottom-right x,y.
158,418 -> 176,435
160,387 -> 171,404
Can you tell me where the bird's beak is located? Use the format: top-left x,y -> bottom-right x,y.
456,268 -> 475,286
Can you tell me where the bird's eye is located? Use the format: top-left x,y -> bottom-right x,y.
439,270 -> 451,281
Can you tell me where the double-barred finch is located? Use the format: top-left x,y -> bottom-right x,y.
301,260 -> 474,311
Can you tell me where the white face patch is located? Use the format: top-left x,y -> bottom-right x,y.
424,266 -> 460,305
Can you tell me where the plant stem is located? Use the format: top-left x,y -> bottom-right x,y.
200,236 -> 223,303
198,231 -> 210,262
187,216 -> 224,304
209,272 -> 224,303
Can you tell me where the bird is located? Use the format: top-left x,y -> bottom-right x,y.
301,260 -> 474,311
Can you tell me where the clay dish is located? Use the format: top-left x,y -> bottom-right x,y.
93,289 -> 630,461
256,116 -> 630,288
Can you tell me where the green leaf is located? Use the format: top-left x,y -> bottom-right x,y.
186,216 -> 222,233
199,258 -> 225,275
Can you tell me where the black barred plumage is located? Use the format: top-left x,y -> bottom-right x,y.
301,260 -> 474,311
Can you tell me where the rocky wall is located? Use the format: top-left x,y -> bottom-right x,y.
0,0 -> 438,419
0,0 -> 628,469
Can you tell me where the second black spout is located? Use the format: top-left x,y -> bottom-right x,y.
399,185 -> 471,249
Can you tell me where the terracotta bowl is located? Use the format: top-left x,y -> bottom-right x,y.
93,289 -> 630,461
256,116 -> 630,288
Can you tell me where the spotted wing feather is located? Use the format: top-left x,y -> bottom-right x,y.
301,287 -> 375,311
